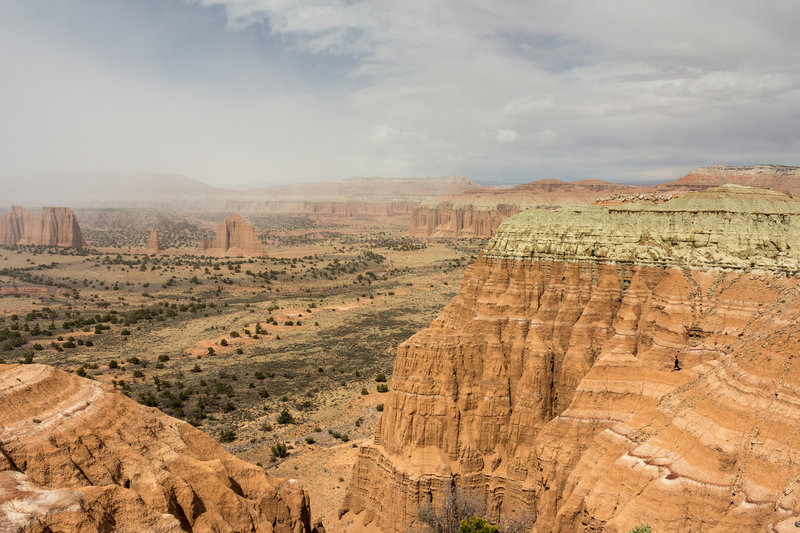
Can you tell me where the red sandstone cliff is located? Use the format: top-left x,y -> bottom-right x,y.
0,364 -> 315,533
0,206 -> 85,248
664,164 -> 800,193
344,186 -> 800,532
197,214 -> 265,257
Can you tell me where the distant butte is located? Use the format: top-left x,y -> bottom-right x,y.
0,206 -> 86,248
410,164 -> 800,238
197,214 -> 265,257
145,229 -> 162,254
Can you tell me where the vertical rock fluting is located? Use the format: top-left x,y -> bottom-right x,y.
145,229 -> 162,254
0,364 -> 315,533
0,206 -> 85,247
343,186 -> 800,532
197,214 -> 265,257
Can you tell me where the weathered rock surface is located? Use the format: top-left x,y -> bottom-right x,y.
667,164 -> 800,193
0,206 -> 85,248
409,180 -> 639,238
145,229 -> 162,254
197,214 -> 265,257
343,185 -> 800,532
410,166 -> 800,239
0,364 -> 315,533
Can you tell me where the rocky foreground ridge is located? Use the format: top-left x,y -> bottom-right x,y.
0,364 -> 316,533
342,185 -> 800,532
197,214 -> 265,258
0,206 -> 85,248
410,164 -> 800,239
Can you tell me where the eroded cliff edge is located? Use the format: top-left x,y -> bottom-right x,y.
0,364 -> 315,533
343,185 -> 800,532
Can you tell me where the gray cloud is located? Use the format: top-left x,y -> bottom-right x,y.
0,0 -> 798,188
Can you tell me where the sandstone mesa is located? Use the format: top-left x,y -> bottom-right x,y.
343,185 -> 800,532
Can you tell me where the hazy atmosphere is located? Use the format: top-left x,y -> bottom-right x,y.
1,0 -> 799,187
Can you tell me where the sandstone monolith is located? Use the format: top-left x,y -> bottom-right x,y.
197,214 -> 264,257
0,206 -> 85,247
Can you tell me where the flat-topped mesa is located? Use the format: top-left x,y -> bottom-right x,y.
665,164 -> 800,192
487,185 -> 800,272
0,364 -> 316,533
0,206 -> 86,248
410,179 -> 640,238
145,229 -> 162,254
342,185 -> 800,532
197,214 -> 265,257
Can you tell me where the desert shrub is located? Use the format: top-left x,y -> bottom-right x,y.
375,373 -> 387,382
459,517 -> 499,533
628,526 -> 652,533
191,364 -> 201,373
121,329 -> 131,336
305,436 -> 315,444
220,339 -> 228,346
219,429 -> 236,442
158,354 -> 170,362
109,360 -> 118,369
277,409 -> 295,424
222,401 -> 235,413
376,403 -> 384,412
377,384 -> 389,393
271,441 -> 288,458
361,387 -> 369,395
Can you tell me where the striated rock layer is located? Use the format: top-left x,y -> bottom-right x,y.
0,206 -> 85,248
343,186 -> 800,532
0,364 -> 315,533
409,180 -> 640,238
197,214 -> 265,257
667,164 -> 800,193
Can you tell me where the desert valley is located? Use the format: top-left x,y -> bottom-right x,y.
2,166 -> 800,532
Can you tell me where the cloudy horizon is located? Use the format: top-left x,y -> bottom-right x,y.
1,0 -> 798,188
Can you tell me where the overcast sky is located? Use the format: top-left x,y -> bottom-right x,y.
1,0 -> 798,187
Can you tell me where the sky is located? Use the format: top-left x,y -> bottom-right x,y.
1,0 -> 799,188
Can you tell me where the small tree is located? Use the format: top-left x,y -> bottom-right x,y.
459,517 -> 498,533
277,409 -> 295,424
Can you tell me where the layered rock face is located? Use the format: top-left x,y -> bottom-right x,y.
145,229 -> 162,254
410,180 -> 638,238
0,364 -> 314,533
197,214 -> 265,257
668,164 -> 800,193
343,185 -> 800,532
0,206 -> 85,248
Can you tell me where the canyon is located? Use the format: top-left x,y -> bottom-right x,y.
0,364 -> 317,532
197,214 -> 265,257
410,165 -> 800,239
0,206 -> 85,248
342,185 -> 800,532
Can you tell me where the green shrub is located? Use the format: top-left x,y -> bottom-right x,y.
628,525 -> 653,533
219,429 -> 236,442
458,517 -> 498,533
377,384 -> 389,393
375,373 -> 387,382
271,441 -> 288,458
277,409 -> 295,424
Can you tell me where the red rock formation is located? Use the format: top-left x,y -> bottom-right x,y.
665,164 -> 800,193
145,229 -> 162,254
343,186 -> 800,532
197,214 -> 265,257
0,364 -> 315,533
0,206 -> 85,248
409,180 -> 639,238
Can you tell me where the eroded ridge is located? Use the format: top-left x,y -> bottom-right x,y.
342,185 -> 800,532
0,364 -> 314,533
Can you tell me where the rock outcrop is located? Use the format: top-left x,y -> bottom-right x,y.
666,164 -> 800,193
0,364 -> 315,533
197,214 -> 265,257
0,206 -> 85,248
343,185 -> 800,532
409,180 -> 639,238
145,229 -> 162,254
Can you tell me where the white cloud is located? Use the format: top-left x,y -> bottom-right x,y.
495,129 -> 519,144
